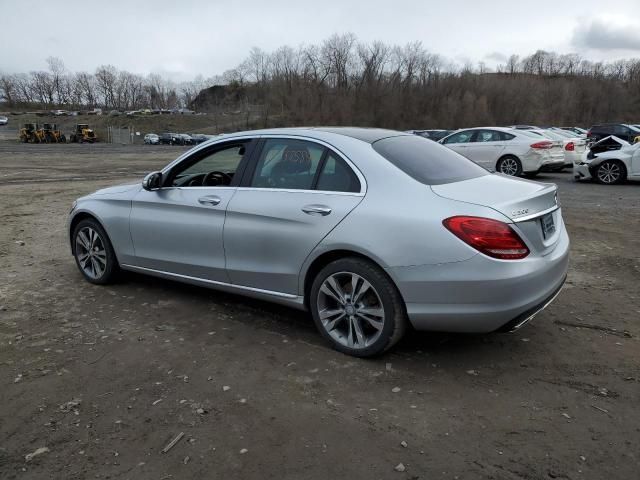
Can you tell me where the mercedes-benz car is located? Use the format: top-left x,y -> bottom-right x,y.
68,128 -> 569,357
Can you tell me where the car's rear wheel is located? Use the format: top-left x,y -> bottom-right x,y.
310,258 -> 407,357
496,155 -> 522,176
595,160 -> 626,185
72,218 -> 119,284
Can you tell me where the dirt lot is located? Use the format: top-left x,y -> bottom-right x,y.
0,143 -> 638,480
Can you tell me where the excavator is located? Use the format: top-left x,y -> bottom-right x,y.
69,124 -> 97,143
42,123 -> 66,143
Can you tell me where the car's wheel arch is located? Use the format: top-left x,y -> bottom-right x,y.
301,248 -> 402,310
69,211 -> 115,259
591,158 -> 627,176
496,153 -> 521,165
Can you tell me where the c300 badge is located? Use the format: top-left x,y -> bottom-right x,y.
512,208 -> 530,217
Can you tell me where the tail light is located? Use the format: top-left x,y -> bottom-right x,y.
443,216 -> 530,260
565,142 -> 575,151
530,141 -> 553,149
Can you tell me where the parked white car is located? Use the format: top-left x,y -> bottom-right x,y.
526,129 -> 585,169
0,115 -> 8,125
574,136 -> 640,184
440,127 -> 565,176
144,133 -> 160,145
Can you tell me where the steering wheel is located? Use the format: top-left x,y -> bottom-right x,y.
202,171 -> 231,187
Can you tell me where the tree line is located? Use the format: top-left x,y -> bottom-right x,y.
198,34 -> 640,129
2,35 -> 640,128
0,57 -> 211,111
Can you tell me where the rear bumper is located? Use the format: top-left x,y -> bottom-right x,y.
496,275 -> 566,332
387,224 -> 570,333
540,159 -> 566,171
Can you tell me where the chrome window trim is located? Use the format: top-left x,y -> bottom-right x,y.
235,186 -> 363,197
160,133 -> 368,195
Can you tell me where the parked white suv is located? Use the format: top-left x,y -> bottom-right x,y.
440,127 -> 565,176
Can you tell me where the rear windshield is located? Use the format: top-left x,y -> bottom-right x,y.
372,135 -> 488,185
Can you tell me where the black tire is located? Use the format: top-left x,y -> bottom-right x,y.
594,160 -> 626,185
72,218 -> 119,285
496,155 -> 523,176
309,257 -> 407,357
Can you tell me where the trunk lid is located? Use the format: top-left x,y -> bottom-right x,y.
431,174 -> 557,221
549,141 -> 565,160
431,174 -> 561,255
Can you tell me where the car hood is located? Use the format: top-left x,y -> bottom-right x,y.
431,173 -> 557,222
91,181 -> 141,196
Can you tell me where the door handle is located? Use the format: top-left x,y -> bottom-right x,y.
302,204 -> 332,216
198,195 -> 221,206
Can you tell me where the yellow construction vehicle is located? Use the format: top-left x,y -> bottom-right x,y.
42,123 -> 66,143
69,124 -> 97,143
19,123 -> 47,143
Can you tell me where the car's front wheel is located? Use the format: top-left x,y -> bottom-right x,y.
72,218 -> 119,284
595,160 -> 626,185
310,257 -> 407,357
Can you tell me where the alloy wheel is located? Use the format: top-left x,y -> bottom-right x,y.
597,162 -> 620,184
499,158 -> 519,176
75,226 -> 107,279
317,272 -> 385,349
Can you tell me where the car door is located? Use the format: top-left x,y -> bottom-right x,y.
128,138 -> 256,282
441,130 -> 475,157
224,137 -> 364,295
465,129 -> 507,167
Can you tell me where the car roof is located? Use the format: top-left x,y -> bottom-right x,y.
456,126 -> 516,132
217,127 -> 410,144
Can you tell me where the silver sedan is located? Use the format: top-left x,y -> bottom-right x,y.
68,128 -> 569,357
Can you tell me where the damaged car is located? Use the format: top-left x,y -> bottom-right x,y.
574,136 -> 640,185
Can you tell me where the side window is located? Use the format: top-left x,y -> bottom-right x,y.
473,130 -> 502,142
613,125 -> 628,136
443,131 -> 474,144
169,143 -> 247,187
500,132 -> 515,141
251,139 -> 324,190
316,152 -> 361,193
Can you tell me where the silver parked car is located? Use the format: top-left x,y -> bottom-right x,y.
144,133 -> 160,145
440,127 -> 566,176
68,128 -> 569,357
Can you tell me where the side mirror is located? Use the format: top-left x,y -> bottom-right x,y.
142,171 -> 163,191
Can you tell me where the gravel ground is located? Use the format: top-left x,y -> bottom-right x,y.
0,143 -> 638,480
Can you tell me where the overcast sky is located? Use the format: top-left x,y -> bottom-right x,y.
2,0 -> 640,81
